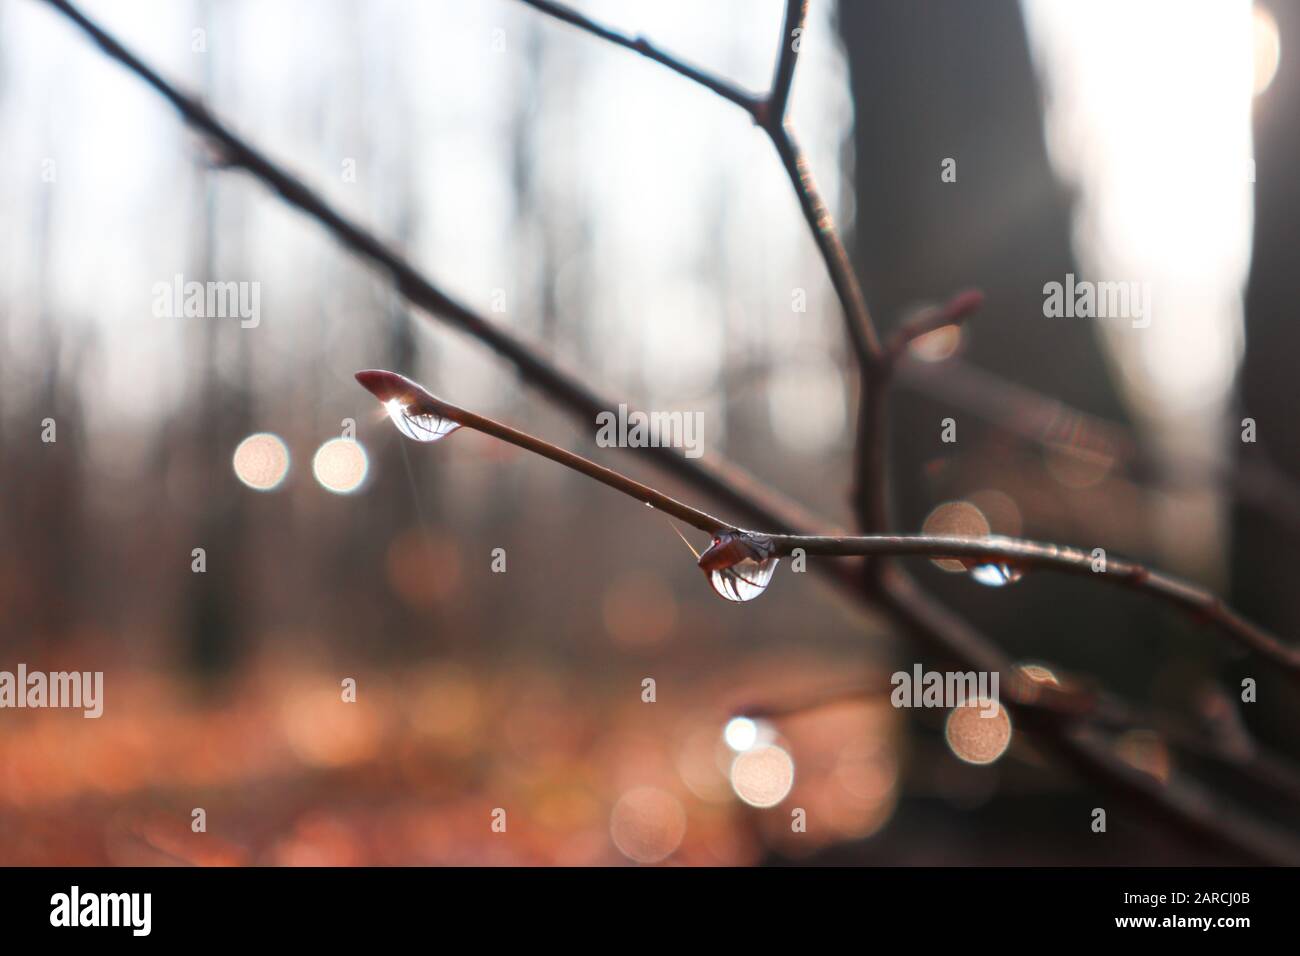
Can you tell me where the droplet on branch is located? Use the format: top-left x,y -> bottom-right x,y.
967,562 -> 1025,587
355,369 -> 461,443
385,400 -> 460,443
697,531 -> 779,603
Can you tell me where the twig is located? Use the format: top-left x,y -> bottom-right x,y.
517,0 -> 763,113
1053,721 -> 1300,865
767,0 -> 807,122
781,533 -> 1300,675
359,368 -> 1300,678
356,369 -> 732,535
899,355 -> 1300,533
1095,697 -> 1300,809
766,125 -> 883,370
854,369 -> 892,538
854,289 -> 984,542
726,665 -> 1099,724
877,567 -> 1300,864
742,667 -> 1300,808
764,2 -> 883,371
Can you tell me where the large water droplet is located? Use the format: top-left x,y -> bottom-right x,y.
709,561 -> 778,602
386,399 -> 459,443
698,532 -> 779,603
968,562 -> 1024,587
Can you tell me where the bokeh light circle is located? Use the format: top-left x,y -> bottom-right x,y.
609,787 -> 687,863
232,432 -> 290,491
944,698 -> 1012,766
724,717 -> 759,752
312,438 -> 369,494
730,744 -> 795,808
922,500 -> 991,572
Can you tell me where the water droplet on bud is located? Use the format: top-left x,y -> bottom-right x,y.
968,562 -> 1024,587
698,532 -> 779,603
386,399 -> 459,443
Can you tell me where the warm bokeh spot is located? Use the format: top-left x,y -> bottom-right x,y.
232,433 -> 290,491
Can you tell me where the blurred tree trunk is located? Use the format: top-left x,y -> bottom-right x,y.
836,0 -> 1160,681
1235,4 -> 1300,669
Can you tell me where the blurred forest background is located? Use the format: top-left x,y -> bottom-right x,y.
0,0 -> 1296,865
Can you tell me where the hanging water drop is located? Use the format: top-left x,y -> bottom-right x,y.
697,531 -> 779,603
385,399 -> 460,443
709,562 -> 778,602
355,371 -> 462,444
968,562 -> 1024,587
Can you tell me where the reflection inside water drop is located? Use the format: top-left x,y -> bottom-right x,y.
698,532 -> 779,603
385,399 -> 460,443
969,563 -> 1024,587
709,560 -> 779,602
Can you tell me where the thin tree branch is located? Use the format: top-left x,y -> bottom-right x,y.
356,369 -> 732,535
851,289 -> 986,544
776,532 -> 1300,675
359,367 -> 1300,679
43,0 -> 1299,864
767,0 -> 807,124
1053,722 -> 1300,865
731,667 -> 1093,722
766,125 -> 883,370
877,567 -> 1300,865
764,3 -> 884,372
517,0 -> 764,114
1095,697 -> 1300,809
739,670 -> 1300,808
899,355 -> 1300,534
854,371 -> 891,538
